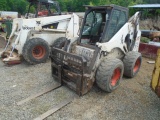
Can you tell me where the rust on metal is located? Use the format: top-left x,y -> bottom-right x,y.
141,30 -> 160,39
1,50 -> 21,64
139,42 -> 159,58
50,47 -> 99,96
4,60 -> 21,65
151,31 -> 160,38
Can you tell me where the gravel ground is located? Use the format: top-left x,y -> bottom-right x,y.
0,46 -> 160,120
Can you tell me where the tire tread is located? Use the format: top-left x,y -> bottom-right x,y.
123,51 -> 142,78
96,58 -> 124,92
23,38 -> 49,64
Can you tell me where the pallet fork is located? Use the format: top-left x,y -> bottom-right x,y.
51,47 -> 99,96
17,80 -> 78,120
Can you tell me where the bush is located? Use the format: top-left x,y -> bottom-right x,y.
141,37 -> 150,43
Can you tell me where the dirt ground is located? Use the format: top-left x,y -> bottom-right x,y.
0,36 -> 160,120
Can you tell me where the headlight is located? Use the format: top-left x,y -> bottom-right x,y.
0,17 -> 2,21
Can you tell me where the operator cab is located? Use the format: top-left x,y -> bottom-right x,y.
79,5 -> 128,45
26,0 -> 61,18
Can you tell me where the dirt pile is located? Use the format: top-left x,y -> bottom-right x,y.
140,17 -> 160,30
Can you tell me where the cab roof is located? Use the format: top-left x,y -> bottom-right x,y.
130,4 -> 160,9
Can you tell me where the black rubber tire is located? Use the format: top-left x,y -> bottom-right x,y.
96,58 -> 124,92
123,51 -> 142,78
52,37 -> 66,48
22,38 -> 49,64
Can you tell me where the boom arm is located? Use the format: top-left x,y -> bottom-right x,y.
96,12 -> 141,53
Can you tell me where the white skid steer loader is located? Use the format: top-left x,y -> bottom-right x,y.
0,0 -> 79,65
50,5 -> 142,96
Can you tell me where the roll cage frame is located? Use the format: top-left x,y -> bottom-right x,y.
77,5 -> 128,47
26,0 -> 61,18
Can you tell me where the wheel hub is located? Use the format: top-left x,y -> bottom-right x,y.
32,45 -> 46,59
133,58 -> 140,73
111,68 -> 121,86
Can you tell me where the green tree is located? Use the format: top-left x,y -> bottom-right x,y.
0,0 -> 28,14
143,0 -> 160,3
1,0 -> 160,13
0,0 -> 8,11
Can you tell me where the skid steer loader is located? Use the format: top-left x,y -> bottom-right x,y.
0,0 -> 79,65
50,5 -> 142,95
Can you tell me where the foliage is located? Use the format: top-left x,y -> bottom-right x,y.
141,37 -> 150,43
0,0 -> 29,14
0,0 -> 160,14
0,0 -> 8,11
58,0 -> 145,12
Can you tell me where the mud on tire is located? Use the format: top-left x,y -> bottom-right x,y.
123,51 -> 142,78
96,58 -> 124,92
23,38 -> 49,64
